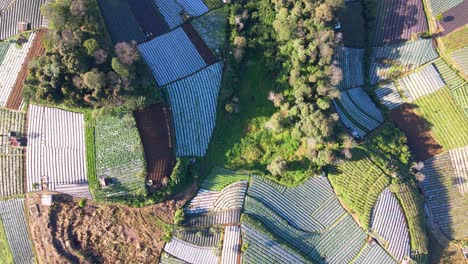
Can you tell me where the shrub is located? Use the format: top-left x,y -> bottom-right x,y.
78,198 -> 87,208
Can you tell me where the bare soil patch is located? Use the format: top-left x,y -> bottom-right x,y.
27,189 -> 195,264
134,103 -> 175,188
390,104 -> 443,161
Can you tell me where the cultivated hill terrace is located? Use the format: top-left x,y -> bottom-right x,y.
0,0 -> 466,263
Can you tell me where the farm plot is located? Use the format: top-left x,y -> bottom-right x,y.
370,188 -> 410,261
134,104 -> 175,187
0,153 -> 23,198
164,237 -> 219,264
247,175 -> 346,232
154,0 -> 184,29
243,196 -> 394,263
160,252 -> 187,264
428,0 -> 464,15
27,105 -> 91,198
0,33 -> 35,107
0,108 -> 24,153
338,2 -> 366,48
174,227 -> 221,247
138,27 -> 207,86
328,147 -> 391,228
369,39 -> 438,85
241,224 -> 307,264
390,104 -> 443,161
183,209 -> 241,227
6,29 -> 46,110
182,23 -> 216,65
413,87 -> 468,149
420,151 -> 468,240
391,183 -> 428,256
0,0 -> 15,12
371,0 -> 428,46
96,0 -> 146,44
166,62 -> 223,157
432,57 -> 466,90
203,0 -> 223,10
333,87 -> 383,138
221,225 -> 240,264
0,216 -> 14,264
375,82 -> 405,110
201,167 -> 249,191
352,242 -> 397,264
175,0 -> 209,17
451,47 -> 468,75
332,47 -> 364,90
450,84 -> 468,117
185,181 -> 247,214
191,8 -> 228,54
439,1 -> 468,36
397,64 -> 446,102
0,199 -> 34,264
95,112 -> 146,198
128,0 -> 170,39
0,0 -> 47,40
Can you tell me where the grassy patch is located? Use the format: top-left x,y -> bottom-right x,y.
84,112 -> 99,199
441,26 -> 468,53
0,218 -> 13,264
327,147 -> 391,228
201,167 -> 249,191
203,54 -> 310,185
413,88 -> 468,150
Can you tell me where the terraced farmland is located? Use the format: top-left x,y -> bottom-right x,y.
27,105 -> 91,198
138,27 -> 208,86
96,0 -> 146,43
203,0 -> 223,10
243,196 -> 394,263
372,0 -> 428,46
164,237 -> 219,264
0,108 -> 24,153
128,0 -> 170,39
392,183 -> 428,256
413,88 -> 468,149
183,209 -> 241,227
397,64 -> 446,102
451,47 -> 468,75
333,87 -> 384,138
191,8 -> 228,53
352,242 -> 397,264
369,39 -> 438,84
0,199 -> 34,264
439,0 -> 468,36
0,153 -> 23,198
370,188 -> 410,261
176,0 -> 209,16
421,150 -> 468,240
0,0 -> 47,40
166,62 -> 223,157
241,223 -> 308,264
328,147 -> 391,227
174,227 -> 221,247
154,0 -> 184,29
0,33 -> 35,107
95,112 -> 146,198
201,167 -> 249,191
247,175 -> 346,232
375,82 -> 404,110
332,46 -> 364,90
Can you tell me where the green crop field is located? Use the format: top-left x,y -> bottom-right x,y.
0,218 -> 13,264
95,111 -> 147,198
441,25 -> 468,53
391,183 -> 428,255
413,88 -> 468,149
200,167 -> 249,191
328,147 -> 391,228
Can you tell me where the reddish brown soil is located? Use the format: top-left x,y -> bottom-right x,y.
6,29 -> 46,110
134,103 -> 175,188
182,23 -> 217,65
390,104 -> 443,161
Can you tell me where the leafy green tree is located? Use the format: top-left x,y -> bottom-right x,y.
83,38 -> 99,55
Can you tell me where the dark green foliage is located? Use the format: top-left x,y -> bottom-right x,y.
24,0 -> 159,109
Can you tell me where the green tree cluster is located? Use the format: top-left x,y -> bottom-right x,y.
23,0 -> 159,108
227,0 -> 345,183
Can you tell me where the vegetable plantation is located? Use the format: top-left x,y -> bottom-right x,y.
200,167 -> 249,191
413,88 -> 468,149
166,62 -> 223,157
328,147 -> 391,228
191,8 -> 228,54
95,112 -> 147,198
397,64 -> 445,102
0,218 -> 13,264
375,82 -> 404,110
332,47 -> 364,90
451,47 -> 468,75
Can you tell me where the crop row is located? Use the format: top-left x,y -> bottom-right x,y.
0,154 -> 23,198
0,108 -> 24,154
397,64 -> 445,102
191,8 -> 228,54
375,82 -> 404,110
